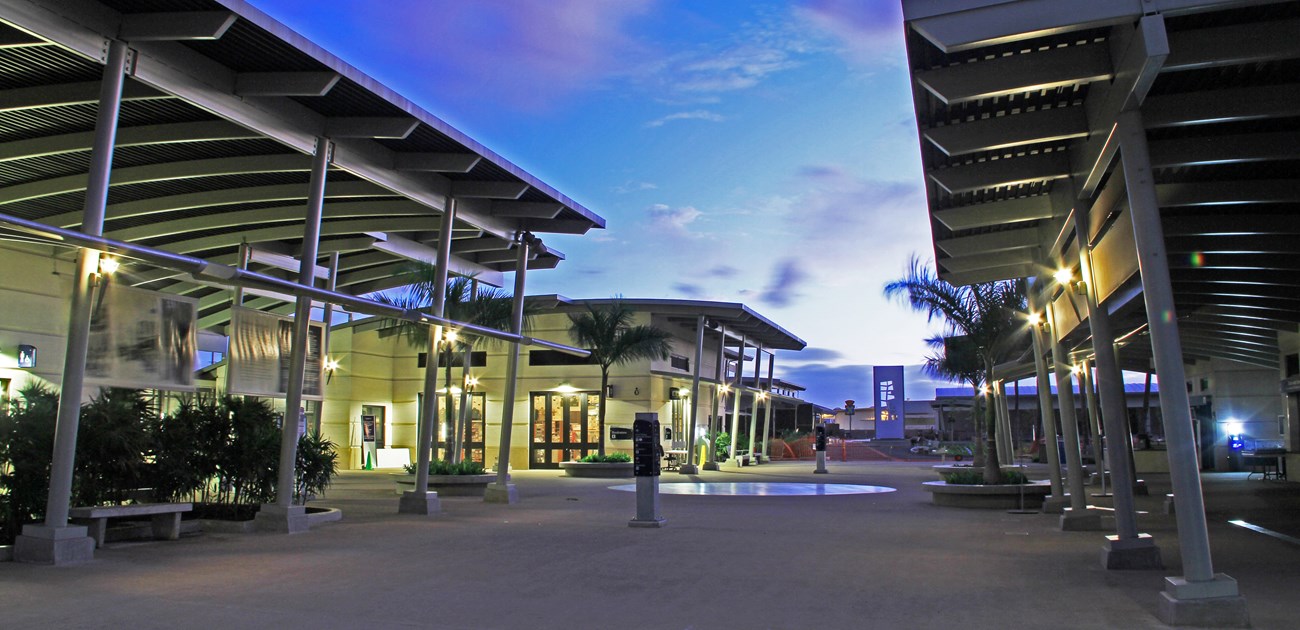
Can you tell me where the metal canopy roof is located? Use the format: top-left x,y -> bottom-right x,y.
904,0 -> 1300,369
0,0 -> 604,331
528,295 -> 808,352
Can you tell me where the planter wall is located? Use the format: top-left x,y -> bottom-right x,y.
559,462 -> 634,478
922,480 -> 1052,509
391,473 -> 497,496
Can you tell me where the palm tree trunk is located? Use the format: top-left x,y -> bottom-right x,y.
443,349 -> 454,461
983,363 -> 1002,484
453,346 -> 471,464
597,368 -> 609,457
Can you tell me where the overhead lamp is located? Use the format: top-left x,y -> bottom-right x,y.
465,375 -> 479,388
443,329 -> 458,344
98,256 -> 120,276
719,384 -> 731,393
1053,268 -> 1073,285
1027,311 -> 1043,327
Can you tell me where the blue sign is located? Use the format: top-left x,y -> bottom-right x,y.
874,366 -> 904,440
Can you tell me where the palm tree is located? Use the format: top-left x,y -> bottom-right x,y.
370,266 -> 520,463
568,301 -> 672,457
884,256 -> 1028,484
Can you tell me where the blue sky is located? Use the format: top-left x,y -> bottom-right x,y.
249,0 -> 952,407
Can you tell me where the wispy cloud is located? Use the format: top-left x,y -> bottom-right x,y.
644,110 -> 725,128
612,180 -> 659,194
672,282 -> 707,298
793,0 -> 905,67
647,203 -> 703,234
758,258 -> 810,307
707,265 -> 739,278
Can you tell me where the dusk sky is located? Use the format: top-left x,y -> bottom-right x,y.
248,0 -> 952,407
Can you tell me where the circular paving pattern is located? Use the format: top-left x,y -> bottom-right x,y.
608,482 -> 896,496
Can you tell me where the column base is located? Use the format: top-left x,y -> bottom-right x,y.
1041,495 -> 1069,514
1164,493 -> 1176,515
397,490 -> 441,516
14,525 -> 95,565
814,468 -> 829,474
1060,507 -> 1105,531
628,517 -> 667,528
484,482 -> 519,504
254,504 -> 309,534
1101,533 -> 1163,570
1158,575 -> 1248,627
678,464 -> 699,475
702,462 -> 720,471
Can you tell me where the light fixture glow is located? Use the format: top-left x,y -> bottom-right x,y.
1027,312 -> 1043,326
98,256 -> 120,275
1053,268 -> 1073,285
1225,420 -> 1243,436
1071,364 -> 1082,375
719,384 -> 731,393
444,329 -> 458,344
465,375 -> 479,388
554,383 -> 580,394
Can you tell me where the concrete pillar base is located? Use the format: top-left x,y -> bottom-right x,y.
678,464 -> 699,475
1158,575 -> 1249,627
702,462 -> 720,471
1101,534 -> 1163,570
628,517 -> 667,528
1132,479 -> 1148,496
14,525 -> 95,565
254,504 -> 309,534
397,491 -> 441,515
484,482 -> 519,504
1060,508 -> 1105,531
814,468 -> 829,474
1041,495 -> 1069,514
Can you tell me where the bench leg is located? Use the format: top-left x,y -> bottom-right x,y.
152,513 -> 182,541
77,518 -> 107,549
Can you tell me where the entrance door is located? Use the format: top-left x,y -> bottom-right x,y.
529,392 -> 601,468
436,393 -> 487,464
1191,401 -> 1215,470
362,405 -> 386,447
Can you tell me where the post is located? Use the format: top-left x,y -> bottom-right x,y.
704,326 -> 725,471
1081,360 -> 1107,494
814,422 -> 829,474
1118,110 -> 1245,621
993,380 -> 1010,466
400,199 -> 456,515
255,136 -> 331,534
485,233 -> 531,504
1028,288 -> 1066,513
728,335 -> 745,464
629,413 -> 666,527
16,40 -> 130,565
1046,307 -> 1102,531
1072,207 -> 1154,567
680,315 -> 706,474
747,343 -> 763,463
758,350 -> 775,462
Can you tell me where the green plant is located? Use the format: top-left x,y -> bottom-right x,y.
0,383 -> 59,544
568,300 -> 672,456
403,459 -> 486,475
150,396 -> 227,503
294,430 -> 339,505
74,388 -> 153,507
941,469 -> 1030,485
577,452 -> 630,463
710,431 -> 731,461
218,396 -> 280,510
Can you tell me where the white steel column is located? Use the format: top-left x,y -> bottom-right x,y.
1072,208 -> 1154,566
759,350 -> 775,462
1118,110 -> 1244,616
1028,289 -> 1066,511
485,233 -> 531,504
747,343 -> 763,463
729,335 -> 745,463
400,199 -> 456,515
680,314 -> 706,474
1046,307 -> 1102,530
704,326 -> 725,471
16,40 -> 130,565
1081,360 -> 1106,485
993,380 -> 1009,465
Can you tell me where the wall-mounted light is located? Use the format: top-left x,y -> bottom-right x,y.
1027,311 -> 1045,328
669,387 -> 682,400
465,375 -> 479,389
1053,268 -> 1073,285
605,384 -> 614,398
554,382 -> 580,394
98,256 -> 119,276
718,383 -> 731,394
1071,279 -> 1087,295
324,357 -> 340,384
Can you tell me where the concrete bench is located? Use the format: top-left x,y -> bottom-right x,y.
69,503 -> 193,548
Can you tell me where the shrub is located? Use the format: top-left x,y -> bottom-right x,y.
218,396 -> 280,509
710,432 -> 731,461
403,459 -> 486,475
941,468 -> 1030,485
577,452 -> 631,463
74,388 -> 153,507
150,396 -> 227,503
0,383 -> 59,544
295,430 -> 339,504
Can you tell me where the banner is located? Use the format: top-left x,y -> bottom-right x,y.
228,307 -> 324,400
874,365 -> 905,440
86,283 -> 197,391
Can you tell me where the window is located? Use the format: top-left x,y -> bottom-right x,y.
1200,377 -> 1210,392
419,351 -> 487,368
528,350 -> 595,366
670,355 -> 689,371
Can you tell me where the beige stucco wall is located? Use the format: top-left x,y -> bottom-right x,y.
0,244 -> 76,399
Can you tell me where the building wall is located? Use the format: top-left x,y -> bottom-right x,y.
1185,357 -> 1284,446
0,244 -> 76,400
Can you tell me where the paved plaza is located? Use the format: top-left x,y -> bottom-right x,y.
3,462 -> 1298,629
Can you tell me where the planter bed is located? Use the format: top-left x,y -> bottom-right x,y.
391,473 -> 498,496
932,464 -> 1030,479
199,506 -> 340,533
922,480 -> 1052,509
559,462 -> 634,478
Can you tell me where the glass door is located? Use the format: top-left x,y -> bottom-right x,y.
530,392 -> 602,468
436,392 -> 486,464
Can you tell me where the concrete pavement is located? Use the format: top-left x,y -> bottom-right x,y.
1,462 -> 1297,629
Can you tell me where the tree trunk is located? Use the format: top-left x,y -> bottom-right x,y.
983,363 -> 1002,484
597,368 -> 609,457
453,348 -> 471,464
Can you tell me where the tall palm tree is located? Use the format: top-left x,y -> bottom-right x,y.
568,301 -> 672,457
884,256 -> 1028,484
370,265 -> 520,463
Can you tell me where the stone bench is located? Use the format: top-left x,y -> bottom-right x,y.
69,503 -> 193,548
